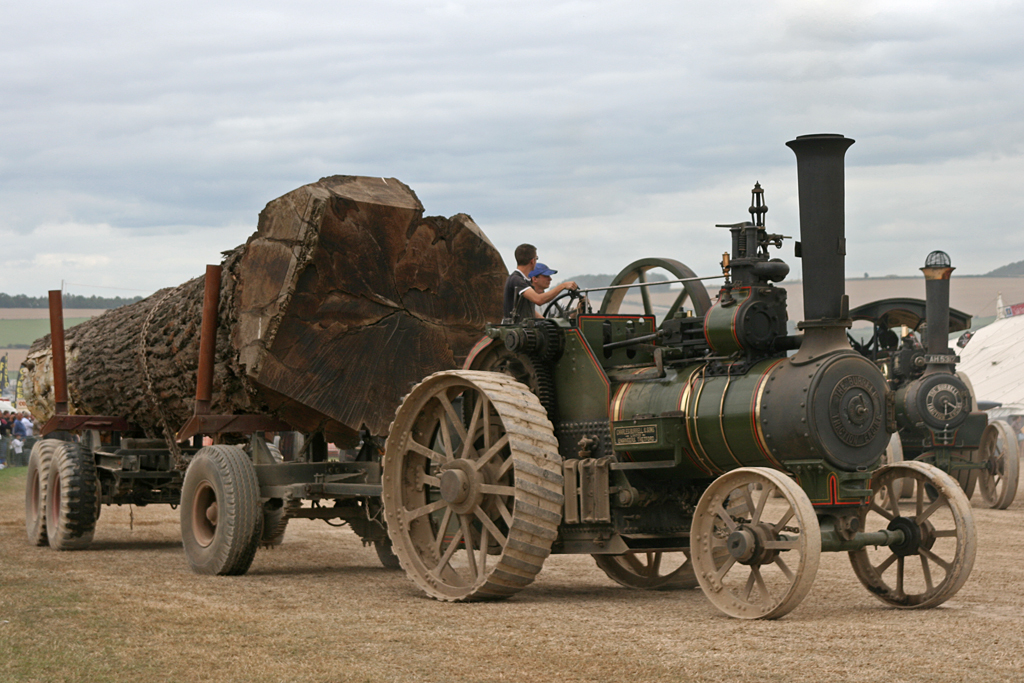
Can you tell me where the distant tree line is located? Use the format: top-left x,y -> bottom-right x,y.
0,293 -> 144,309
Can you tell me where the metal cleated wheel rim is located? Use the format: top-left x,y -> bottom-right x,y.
850,460 -> 976,608
977,421 -> 1020,510
593,550 -> 700,590
690,467 -> 821,620
382,370 -> 564,601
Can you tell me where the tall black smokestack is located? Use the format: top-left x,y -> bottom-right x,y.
922,250 -> 955,374
786,134 -> 855,323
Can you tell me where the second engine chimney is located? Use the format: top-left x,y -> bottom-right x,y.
922,250 -> 956,374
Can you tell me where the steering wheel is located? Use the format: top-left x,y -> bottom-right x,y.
543,288 -> 582,319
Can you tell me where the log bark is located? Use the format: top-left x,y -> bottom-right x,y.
23,176 -> 506,443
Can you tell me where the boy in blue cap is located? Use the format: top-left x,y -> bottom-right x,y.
510,262 -> 577,321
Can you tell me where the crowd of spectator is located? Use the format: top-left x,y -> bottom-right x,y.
0,410 -> 36,468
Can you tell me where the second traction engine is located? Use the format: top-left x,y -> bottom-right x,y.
381,134 -> 977,619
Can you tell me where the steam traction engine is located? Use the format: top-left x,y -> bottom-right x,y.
852,254 -> 1019,509
381,134 -> 977,618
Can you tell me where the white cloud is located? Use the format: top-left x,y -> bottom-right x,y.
2,1 -> 1024,294
0,221 -> 247,296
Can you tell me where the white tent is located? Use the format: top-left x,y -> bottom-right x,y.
957,313 -> 1024,418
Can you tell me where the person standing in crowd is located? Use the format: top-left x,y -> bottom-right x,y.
10,412 -> 27,466
0,411 -> 11,468
20,412 -> 34,438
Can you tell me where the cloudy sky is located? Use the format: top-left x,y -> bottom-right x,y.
3,0 -> 1024,298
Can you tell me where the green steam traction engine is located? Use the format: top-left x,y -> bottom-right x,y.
381,134 -> 977,619
851,253 -> 1019,509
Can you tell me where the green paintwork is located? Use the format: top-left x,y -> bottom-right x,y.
553,328 -> 612,422
607,359 -> 782,477
703,289 -> 750,355
577,315 -> 656,368
786,460 -> 872,505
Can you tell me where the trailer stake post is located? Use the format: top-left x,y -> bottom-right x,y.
48,290 -> 69,415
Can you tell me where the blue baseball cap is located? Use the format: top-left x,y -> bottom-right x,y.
528,263 -> 557,278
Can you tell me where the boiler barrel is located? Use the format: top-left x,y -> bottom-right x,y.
608,352 -> 890,476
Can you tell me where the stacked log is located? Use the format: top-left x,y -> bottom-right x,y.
23,176 -> 506,445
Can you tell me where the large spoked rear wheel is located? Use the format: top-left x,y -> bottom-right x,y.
594,550 -> 700,590
690,467 -> 821,620
850,461 -> 975,608
977,421 -> 1019,509
25,439 -> 59,546
45,442 -> 99,551
180,445 -> 263,575
383,370 -> 564,601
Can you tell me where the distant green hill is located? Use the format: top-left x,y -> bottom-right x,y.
985,260 -> 1024,277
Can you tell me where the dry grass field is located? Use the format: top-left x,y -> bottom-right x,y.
1,463 -> 1023,683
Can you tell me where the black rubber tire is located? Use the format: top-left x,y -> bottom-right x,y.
180,445 -> 263,575
25,439 -> 59,546
45,442 -> 99,551
261,499 -> 300,548
374,538 -> 402,570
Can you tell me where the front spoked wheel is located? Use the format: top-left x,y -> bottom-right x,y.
383,370 -> 563,601
690,467 -> 820,619
850,461 -> 976,608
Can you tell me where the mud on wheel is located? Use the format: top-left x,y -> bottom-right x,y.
382,370 -> 564,601
25,439 -> 60,546
977,421 -> 1019,510
690,467 -> 821,620
45,442 -> 99,551
180,445 -> 263,575
850,460 -> 975,609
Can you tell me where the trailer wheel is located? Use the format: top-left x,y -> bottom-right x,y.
45,442 -> 99,550
383,370 -> 563,601
977,421 -> 1019,509
181,445 -> 263,575
594,550 -> 700,590
261,499 -> 300,548
25,439 -> 59,546
690,467 -> 821,619
851,460 -> 975,608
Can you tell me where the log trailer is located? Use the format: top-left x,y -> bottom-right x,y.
25,268 -> 397,573
25,134 -> 979,619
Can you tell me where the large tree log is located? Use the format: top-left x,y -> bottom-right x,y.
23,176 -> 506,444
